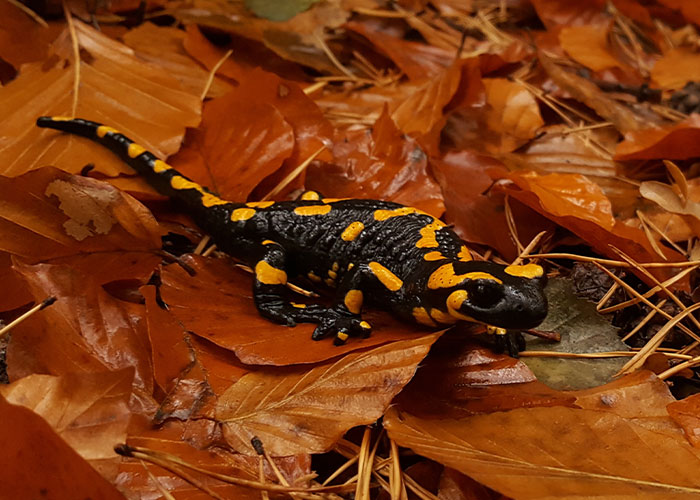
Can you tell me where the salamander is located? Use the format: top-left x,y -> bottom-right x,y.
36,117 -> 548,347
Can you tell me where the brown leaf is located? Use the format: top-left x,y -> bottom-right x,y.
0,20 -> 200,178
308,106 -> 445,216
431,150 -> 553,261
159,255 -> 433,366
216,333 -> 440,455
385,399 -> 700,499
0,3 -> 62,68
615,115 -> 700,160
651,48 -> 700,89
559,24 -> 622,72
394,335 -> 576,420
7,261 -> 155,412
0,394 -> 126,500
0,369 -> 134,479
121,22 -> 232,99
346,20 -> 454,80
668,394 -> 700,448
539,51 -> 646,133
481,78 -> 544,153
0,167 -> 161,283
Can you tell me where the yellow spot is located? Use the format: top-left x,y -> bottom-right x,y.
255,261 -> 287,285
412,307 -> 436,327
231,208 -> 256,221
300,191 -> 320,201
332,261 -> 339,272
247,201 -> 275,208
322,198 -> 348,203
368,262 -> 403,291
325,278 -> 336,287
416,220 -> 445,249
344,290 -> 363,314
423,251 -> 444,261
328,270 -> 338,279
153,159 -> 171,173
308,272 -> 321,283
360,321 -> 371,329
347,263 -> 355,270
374,207 -> 427,221
504,263 -> 544,279
430,308 -> 457,325
486,325 -> 507,335
341,221 -> 364,241
48,116 -> 72,121
294,205 -> 331,216
458,246 -> 472,262
262,240 -> 277,245
170,176 -> 228,207
127,143 -> 146,158
336,332 -> 349,342
96,125 -> 119,138
446,290 -> 475,321
428,264 -> 502,290
291,302 -> 307,308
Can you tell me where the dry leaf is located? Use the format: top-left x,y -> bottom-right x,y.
216,333 -> 440,455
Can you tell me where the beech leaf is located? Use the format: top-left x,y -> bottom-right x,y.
216,333 -> 440,455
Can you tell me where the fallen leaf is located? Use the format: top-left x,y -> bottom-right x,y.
245,0 -> 321,22
308,106 -> 445,216
159,252 -> 433,366
0,167 -> 161,283
0,2 -> 61,68
385,400 -> 700,499
0,394 -> 126,500
615,115 -> 700,160
121,22 -> 232,99
559,24 -> 622,72
481,78 -> 544,153
7,261 -> 155,412
668,394 -> 700,448
0,20 -> 200,178
0,369 -> 134,479
216,333 -> 440,455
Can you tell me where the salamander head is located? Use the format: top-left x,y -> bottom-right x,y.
429,261 -> 548,330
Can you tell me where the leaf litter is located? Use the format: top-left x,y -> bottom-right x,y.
4,0 -> 700,498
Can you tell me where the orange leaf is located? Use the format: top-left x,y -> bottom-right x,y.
386,373 -> 700,499
0,20 -> 200,178
508,170 -> 616,230
7,261 -> 154,409
668,394 -> 700,448
308,106 -> 444,216
616,115 -> 700,160
0,369 -> 134,478
559,25 -> 621,71
216,333 -> 440,455
0,3 -> 61,68
159,255 -> 433,366
482,78 -> 544,153
0,394 -> 125,500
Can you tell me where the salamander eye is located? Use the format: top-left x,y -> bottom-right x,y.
467,279 -> 504,308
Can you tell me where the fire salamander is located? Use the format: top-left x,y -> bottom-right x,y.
37,117 -> 548,348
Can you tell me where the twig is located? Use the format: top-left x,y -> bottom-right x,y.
0,297 -> 57,339
63,1 -> 81,117
6,0 -> 48,27
200,49 -> 232,101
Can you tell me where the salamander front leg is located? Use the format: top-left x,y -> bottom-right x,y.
253,241 -> 326,326
312,263 -> 374,345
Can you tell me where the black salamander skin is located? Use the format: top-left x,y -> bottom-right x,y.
36,117 -> 548,344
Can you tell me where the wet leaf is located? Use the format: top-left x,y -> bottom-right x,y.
668,394 -> 700,447
216,333 -> 440,455
0,394 -> 125,500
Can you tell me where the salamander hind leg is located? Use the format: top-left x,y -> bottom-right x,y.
253,241 -> 327,326
311,263 -> 375,345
